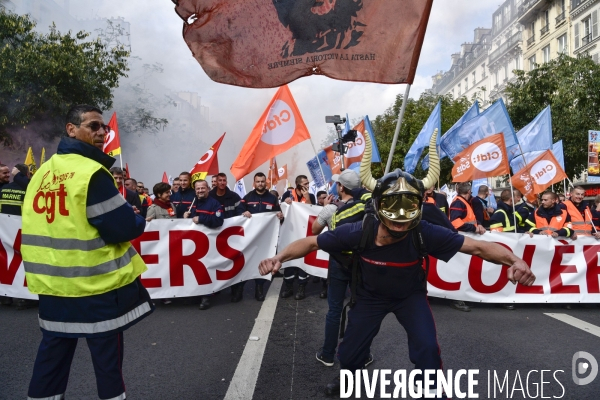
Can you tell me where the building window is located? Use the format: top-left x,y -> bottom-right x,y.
472,71 -> 476,85
504,64 -> 509,81
457,83 -> 461,96
515,56 -> 521,70
558,34 -> 567,53
482,63 -> 486,78
464,78 -> 468,91
583,17 -> 592,45
529,55 -> 537,70
543,45 -> 551,63
494,70 -> 499,86
530,21 -> 535,38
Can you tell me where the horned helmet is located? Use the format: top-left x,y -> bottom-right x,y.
360,129 -> 440,236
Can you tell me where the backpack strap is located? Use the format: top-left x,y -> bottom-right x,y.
412,223 -> 430,289
339,212 -> 375,339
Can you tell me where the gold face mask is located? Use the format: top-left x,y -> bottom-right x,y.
378,193 -> 422,222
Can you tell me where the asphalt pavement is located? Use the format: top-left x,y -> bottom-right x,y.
1,279 -> 599,399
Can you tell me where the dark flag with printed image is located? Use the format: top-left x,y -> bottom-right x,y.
173,0 -> 434,88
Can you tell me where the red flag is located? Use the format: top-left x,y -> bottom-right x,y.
511,150 -> 568,202
103,112 -> 122,156
174,0 -> 433,88
230,85 -> 311,180
190,133 -> 226,183
451,134 -> 510,182
162,172 -> 169,183
125,163 -> 130,179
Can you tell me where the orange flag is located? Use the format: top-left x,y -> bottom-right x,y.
162,172 -> 169,183
267,157 -> 279,188
511,150 -> 567,202
190,133 -> 226,183
230,85 -> 311,180
125,163 -> 130,179
344,120 -> 367,167
277,164 -> 288,181
103,112 -> 122,157
451,133 -> 510,182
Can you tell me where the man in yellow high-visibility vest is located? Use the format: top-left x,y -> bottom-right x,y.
21,104 -> 154,400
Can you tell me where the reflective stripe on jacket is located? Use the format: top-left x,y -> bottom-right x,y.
563,200 -> 593,236
534,209 -> 569,236
21,153 -> 147,297
450,195 -> 477,229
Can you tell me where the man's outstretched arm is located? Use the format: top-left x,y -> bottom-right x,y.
259,236 -> 319,276
460,236 -> 536,286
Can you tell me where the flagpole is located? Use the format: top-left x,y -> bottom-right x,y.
308,138 -> 327,187
386,84 -> 411,174
119,154 -> 125,197
508,178 -> 518,231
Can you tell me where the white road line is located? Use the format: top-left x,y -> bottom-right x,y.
224,278 -> 283,400
544,313 -> 600,339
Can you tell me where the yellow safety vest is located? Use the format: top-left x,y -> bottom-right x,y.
489,209 -> 516,232
21,153 -> 147,297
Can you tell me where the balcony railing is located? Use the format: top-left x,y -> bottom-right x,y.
527,36 -> 535,46
488,31 -> 523,64
582,33 -> 593,46
556,11 -> 565,25
540,24 -> 550,36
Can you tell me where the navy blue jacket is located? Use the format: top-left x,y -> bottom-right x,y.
0,172 -> 29,215
281,189 -> 316,204
243,189 -> 281,214
489,201 -> 529,233
450,196 -> 477,233
171,186 -> 196,218
190,196 -> 224,228
37,137 -> 153,338
209,187 -> 244,219
471,196 -> 491,228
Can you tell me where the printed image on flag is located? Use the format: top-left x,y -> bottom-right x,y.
190,133 -> 226,183
103,112 -> 122,157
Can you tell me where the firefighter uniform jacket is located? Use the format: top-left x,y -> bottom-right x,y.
0,172 -> 29,215
525,204 -> 573,237
450,195 -> 478,232
171,187 -> 196,218
190,196 -> 224,228
242,189 -> 281,215
209,186 -> 244,219
563,200 -> 594,236
489,201 -> 528,233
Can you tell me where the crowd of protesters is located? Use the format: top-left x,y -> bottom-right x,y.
2,160 -> 600,312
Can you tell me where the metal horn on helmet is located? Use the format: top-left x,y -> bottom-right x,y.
421,128 -> 440,190
359,130 -> 377,191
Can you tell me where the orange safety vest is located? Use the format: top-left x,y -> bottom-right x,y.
291,189 -> 309,203
450,196 -> 477,229
425,197 -> 435,205
534,209 -> 568,235
563,200 -> 593,236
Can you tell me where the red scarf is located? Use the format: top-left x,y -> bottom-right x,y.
154,199 -> 175,216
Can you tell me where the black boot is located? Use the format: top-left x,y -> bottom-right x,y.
231,283 -> 244,302
199,296 -> 211,310
324,376 -> 340,396
255,284 -> 265,301
281,284 -> 294,298
295,285 -> 306,300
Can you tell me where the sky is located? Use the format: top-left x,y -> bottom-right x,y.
42,0 -> 500,188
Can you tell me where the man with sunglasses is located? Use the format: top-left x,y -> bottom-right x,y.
20,104 -> 154,400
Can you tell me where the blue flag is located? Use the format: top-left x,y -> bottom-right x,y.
364,116 -> 381,163
509,141 -> 565,174
440,99 -> 517,162
306,149 -> 333,187
422,101 -> 479,170
404,101 -> 441,174
508,106 -> 553,161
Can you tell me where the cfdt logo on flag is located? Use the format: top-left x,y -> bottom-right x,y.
471,142 -> 503,172
261,100 -> 296,145
530,160 -> 556,185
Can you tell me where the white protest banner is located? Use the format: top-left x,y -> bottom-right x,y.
277,203 -> 600,303
278,202 -> 329,279
0,213 -> 278,300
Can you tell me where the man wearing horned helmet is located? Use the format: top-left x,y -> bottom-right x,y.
259,130 -> 536,397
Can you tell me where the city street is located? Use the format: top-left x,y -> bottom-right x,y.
1,278 -> 599,399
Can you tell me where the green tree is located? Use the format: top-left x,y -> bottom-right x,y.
370,92 -> 471,183
0,10 -> 129,146
505,54 -> 600,179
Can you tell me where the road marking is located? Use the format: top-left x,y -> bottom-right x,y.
545,313 -> 600,338
224,278 -> 283,400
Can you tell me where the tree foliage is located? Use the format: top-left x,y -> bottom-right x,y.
505,54 -> 600,179
370,92 -> 471,183
0,10 -> 129,146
